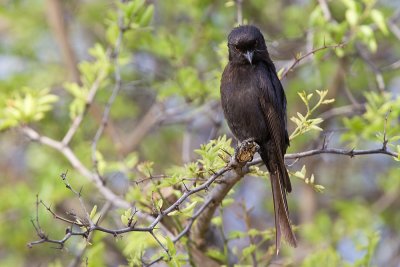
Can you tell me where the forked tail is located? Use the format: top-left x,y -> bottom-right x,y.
260,148 -> 297,254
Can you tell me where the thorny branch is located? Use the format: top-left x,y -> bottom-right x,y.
27,130 -> 398,264
27,141 -> 257,258
280,42 -> 345,79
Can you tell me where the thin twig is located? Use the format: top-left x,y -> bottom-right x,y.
382,109 -> 391,151
62,58 -> 110,146
280,43 -> 345,79
236,0 -> 243,25
21,126 -> 130,209
317,0 -> 332,21
91,10 -> 125,179
319,104 -> 365,120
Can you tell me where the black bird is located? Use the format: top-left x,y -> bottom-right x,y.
220,25 -> 297,253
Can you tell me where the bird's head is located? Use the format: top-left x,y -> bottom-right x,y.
227,25 -> 268,65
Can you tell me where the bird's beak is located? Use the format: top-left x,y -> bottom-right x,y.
244,50 -> 254,64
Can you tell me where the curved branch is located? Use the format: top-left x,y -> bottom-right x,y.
22,126 -> 133,210
185,143 -> 398,249
280,43 -> 345,79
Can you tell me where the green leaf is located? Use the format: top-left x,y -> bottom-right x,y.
314,184 -> 325,193
121,208 -> 132,226
345,9 -> 358,27
106,23 -> 120,45
137,161 -> 154,176
222,198 -> 234,207
228,230 -> 247,239
165,236 -> 176,256
370,9 -> 388,35
89,205 -> 98,220
242,244 -> 257,258
139,5 -> 154,26
298,91 -> 308,106
181,201 -> 197,214
277,67 -> 285,80
211,216 -> 222,226
124,152 -> 139,169
157,199 -> 163,210
321,98 -> 335,104
1,88 -> 59,129
206,248 -> 226,262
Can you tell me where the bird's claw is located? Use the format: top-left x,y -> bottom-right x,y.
234,138 -> 260,164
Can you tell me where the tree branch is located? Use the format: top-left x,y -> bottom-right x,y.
21,126 -> 130,209
280,43 -> 345,79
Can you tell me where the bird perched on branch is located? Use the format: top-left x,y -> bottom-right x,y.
220,25 -> 297,253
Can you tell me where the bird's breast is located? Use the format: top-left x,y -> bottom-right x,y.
220,64 -> 269,142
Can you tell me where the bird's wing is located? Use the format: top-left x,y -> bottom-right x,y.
258,64 -> 297,249
257,64 -> 291,192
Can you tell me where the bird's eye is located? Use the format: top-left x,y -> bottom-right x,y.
234,45 -> 240,51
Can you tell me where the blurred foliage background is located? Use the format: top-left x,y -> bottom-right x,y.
0,0 -> 400,266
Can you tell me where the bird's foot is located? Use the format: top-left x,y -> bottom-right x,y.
230,138 -> 260,167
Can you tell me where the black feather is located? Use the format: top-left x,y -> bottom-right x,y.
220,25 -> 297,253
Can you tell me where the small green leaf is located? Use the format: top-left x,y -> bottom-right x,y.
370,9 -> 388,35
322,98 -> 335,104
225,1 -> 235,8
139,5 -> 154,26
248,228 -> 260,237
207,248 -> 226,262
106,23 -> 120,45
181,201 -> 197,214
121,208 -> 132,226
222,198 -> 234,207
211,216 -> 222,226
298,91 -> 308,105
346,9 -> 358,26
165,236 -> 176,256
277,67 -> 285,80
229,230 -> 246,239
137,161 -> 154,176
242,244 -> 257,257
157,199 -> 163,210
314,184 -> 325,193
89,205 -> 98,220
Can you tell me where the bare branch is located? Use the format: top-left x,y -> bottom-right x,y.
318,0 -> 332,21
284,146 -> 397,161
280,43 -> 345,79
21,126 -> 130,209
319,104 -> 365,121
235,0 -> 243,25
382,109 -> 391,151
28,163 -> 231,252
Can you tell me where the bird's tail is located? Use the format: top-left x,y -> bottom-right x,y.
260,149 -> 297,254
